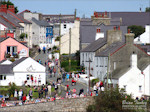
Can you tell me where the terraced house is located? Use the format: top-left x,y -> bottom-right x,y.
0,4 -> 32,48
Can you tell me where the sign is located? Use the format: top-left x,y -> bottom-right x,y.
26,65 -> 35,72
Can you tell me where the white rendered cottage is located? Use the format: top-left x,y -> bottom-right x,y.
0,57 -> 46,86
118,54 -> 149,98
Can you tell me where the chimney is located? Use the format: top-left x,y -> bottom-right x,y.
8,5 -> 15,13
113,26 -> 116,30
118,26 -> 120,30
97,28 -> 100,33
95,28 -> 104,40
105,11 -> 107,17
0,4 -> 7,13
130,54 -> 137,68
125,31 -> 135,44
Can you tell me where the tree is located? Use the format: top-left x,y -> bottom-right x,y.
145,7 -> 150,12
19,33 -> 28,41
1,0 -> 19,13
128,25 -> 145,38
87,87 -> 136,112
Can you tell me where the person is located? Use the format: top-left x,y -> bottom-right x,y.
29,88 -> 33,100
93,84 -> 97,94
79,88 -> 84,96
19,89 -> 23,100
38,86 -> 41,98
62,72 -> 66,83
39,59 -> 41,64
55,83 -> 58,93
35,77 -> 37,85
38,47 -> 41,53
14,89 -> 18,100
47,84 -> 51,97
72,78 -> 76,86
53,67 -> 56,77
43,46 -> 46,54
31,75 -> 33,84
22,94 -> 26,105
66,73 -> 70,81
38,75 -> 41,86
73,88 -> 76,94
44,86 -> 48,97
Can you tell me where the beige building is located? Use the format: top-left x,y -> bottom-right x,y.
60,20 -> 80,54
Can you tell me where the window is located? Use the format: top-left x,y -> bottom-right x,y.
82,53 -> 84,61
27,75 -> 30,80
0,75 -> 6,80
64,24 -> 66,29
96,58 -> 98,67
139,86 -> 142,91
123,85 -> 127,91
114,62 -> 116,70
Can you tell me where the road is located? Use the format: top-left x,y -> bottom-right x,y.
34,50 -> 88,97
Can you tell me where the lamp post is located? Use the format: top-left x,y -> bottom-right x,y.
86,58 -> 92,95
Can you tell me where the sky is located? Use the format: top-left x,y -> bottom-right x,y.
11,0 -> 150,17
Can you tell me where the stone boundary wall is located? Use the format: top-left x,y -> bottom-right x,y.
0,97 -> 94,112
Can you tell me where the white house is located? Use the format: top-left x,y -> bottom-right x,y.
143,65 -> 150,96
60,20 -> 80,54
0,57 -> 46,86
118,54 -> 149,98
134,25 -> 150,44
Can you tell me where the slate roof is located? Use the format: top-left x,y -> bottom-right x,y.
0,64 -> 13,74
31,18 -> 51,27
80,24 -> 127,44
97,12 -> 150,27
81,38 -> 106,52
95,42 -> 125,57
12,57 -> 28,67
0,57 -> 28,75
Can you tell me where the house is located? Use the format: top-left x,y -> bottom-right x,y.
0,4 -> 32,48
134,25 -> 150,55
42,14 -> 75,38
112,54 -> 150,98
134,25 -> 150,44
80,25 -> 127,78
18,11 -> 53,46
95,11 -> 150,27
0,37 -> 29,61
60,20 -> 80,54
80,25 -> 150,81
0,57 -> 46,86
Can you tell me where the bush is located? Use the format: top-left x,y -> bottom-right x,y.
91,78 -> 99,87
87,87 -> 136,112
55,36 -> 60,41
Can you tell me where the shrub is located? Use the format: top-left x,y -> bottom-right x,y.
91,78 -> 99,87
87,87 -> 136,112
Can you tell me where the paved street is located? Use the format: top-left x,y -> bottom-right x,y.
34,50 -> 88,97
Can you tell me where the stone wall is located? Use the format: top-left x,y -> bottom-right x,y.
1,97 -> 94,112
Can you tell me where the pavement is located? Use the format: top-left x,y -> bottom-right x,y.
34,50 -> 88,97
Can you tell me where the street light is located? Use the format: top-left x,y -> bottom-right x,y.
86,58 -> 92,95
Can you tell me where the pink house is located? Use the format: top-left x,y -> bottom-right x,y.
0,37 -> 29,61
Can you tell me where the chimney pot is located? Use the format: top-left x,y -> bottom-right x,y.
114,26 -> 116,30
128,29 -> 130,33
118,26 -> 120,30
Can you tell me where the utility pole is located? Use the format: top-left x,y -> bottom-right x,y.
106,53 -> 110,88
59,13 -> 61,58
86,58 -> 92,95
58,13 -> 61,75
69,28 -> 71,72
74,9 -> 77,20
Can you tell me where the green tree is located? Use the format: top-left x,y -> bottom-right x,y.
145,7 -> 150,12
128,25 -> 145,38
1,0 -> 19,13
87,87 -> 135,112
19,33 -> 28,40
